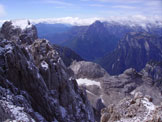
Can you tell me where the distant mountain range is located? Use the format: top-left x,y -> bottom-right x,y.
36,20 -> 162,75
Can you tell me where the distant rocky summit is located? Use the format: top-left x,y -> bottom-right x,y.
62,20 -> 119,61
0,20 -> 94,122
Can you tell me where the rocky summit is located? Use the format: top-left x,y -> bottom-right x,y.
0,20 -> 38,44
100,92 -> 162,122
0,21 -> 94,122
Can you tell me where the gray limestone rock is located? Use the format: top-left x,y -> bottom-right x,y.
0,21 -> 95,122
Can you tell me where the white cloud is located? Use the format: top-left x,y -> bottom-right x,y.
89,4 -> 105,7
93,0 -> 142,3
80,0 -> 90,1
0,15 -> 162,27
146,0 -> 162,6
30,17 -> 103,25
0,4 -> 6,17
112,5 -> 136,9
28,15 -> 162,26
43,0 -> 73,6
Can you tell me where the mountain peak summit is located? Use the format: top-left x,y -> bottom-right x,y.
11,19 -> 32,30
92,20 -> 103,27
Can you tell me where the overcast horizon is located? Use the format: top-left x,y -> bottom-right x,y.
0,0 -> 162,25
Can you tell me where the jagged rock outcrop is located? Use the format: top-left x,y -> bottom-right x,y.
141,61 -> 162,81
0,20 -> 38,44
100,92 -> 162,122
0,21 -> 94,122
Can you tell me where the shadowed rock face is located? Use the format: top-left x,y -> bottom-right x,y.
62,21 -> 119,61
0,21 -> 94,122
52,44 -> 83,67
99,32 -> 162,75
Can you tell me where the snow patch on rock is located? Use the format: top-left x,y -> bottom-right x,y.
41,61 -> 49,70
76,78 -> 101,88
5,43 -> 13,50
100,95 -> 105,104
142,98 -> 155,111
86,90 -> 97,96
144,41 -> 150,52
0,100 -> 35,122
142,97 -> 155,121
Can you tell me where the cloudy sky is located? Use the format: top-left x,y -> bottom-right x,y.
0,0 -> 162,23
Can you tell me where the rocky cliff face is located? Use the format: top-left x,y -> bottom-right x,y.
0,21 -> 94,122
100,32 -> 162,75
